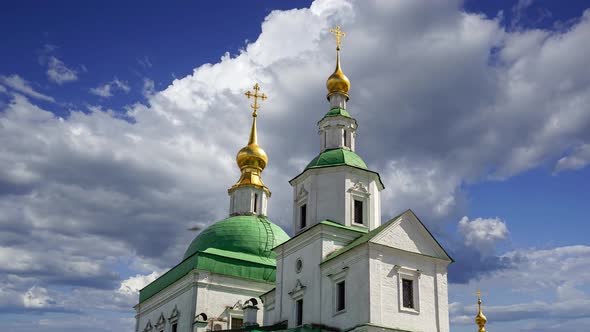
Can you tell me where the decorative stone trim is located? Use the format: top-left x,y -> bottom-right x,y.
288,279 -> 306,300
155,312 -> 166,331
143,320 -> 153,332
394,265 -> 421,314
168,305 -> 180,323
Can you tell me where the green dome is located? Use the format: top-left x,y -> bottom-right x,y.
305,148 -> 368,170
183,215 -> 290,260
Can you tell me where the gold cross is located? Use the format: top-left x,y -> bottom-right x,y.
477,290 -> 481,299
330,25 -> 346,50
244,83 -> 267,116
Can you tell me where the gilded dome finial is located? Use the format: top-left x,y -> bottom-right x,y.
229,83 -> 270,195
475,290 -> 487,332
327,25 -> 351,100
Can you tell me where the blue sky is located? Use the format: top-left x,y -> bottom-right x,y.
1,1 -> 589,331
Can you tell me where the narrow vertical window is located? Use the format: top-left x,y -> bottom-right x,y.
300,204 -> 307,229
354,200 -> 363,224
253,193 -> 258,213
402,279 -> 414,309
171,323 -> 178,332
336,280 -> 346,311
296,299 -> 303,326
343,130 -> 348,147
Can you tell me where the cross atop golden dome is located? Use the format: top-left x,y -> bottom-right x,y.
326,25 -> 351,100
475,290 -> 488,332
228,83 -> 270,195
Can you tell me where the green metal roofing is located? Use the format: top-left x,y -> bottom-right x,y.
305,148 -> 368,170
273,219 -> 368,251
319,220 -> 369,234
321,107 -> 352,120
139,215 -> 289,303
183,215 -> 289,260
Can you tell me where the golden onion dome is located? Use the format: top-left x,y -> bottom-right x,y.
236,142 -> 267,170
475,291 -> 488,332
326,51 -> 350,98
229,83 -> 271,195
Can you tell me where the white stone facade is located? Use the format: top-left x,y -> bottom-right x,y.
290,166 -> 383,233
318,116 -> 357,152
135,271 -> 273,332
229,186 -> 269,216
263,211 -> 451,332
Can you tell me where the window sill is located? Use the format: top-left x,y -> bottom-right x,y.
333,309 -> 347,317
399,306 -> 420,315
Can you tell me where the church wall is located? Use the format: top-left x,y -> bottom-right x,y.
368,244 -> 449,332
292,167 -> 382,232
272,225 -> 361,328
277,235 -> 325,327
135,272 -> 197,332
292,170 -> 346,231
320,245 -> 371,330
194,272 -> 273,331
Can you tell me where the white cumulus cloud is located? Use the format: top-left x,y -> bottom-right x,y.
458,216 -> 509,255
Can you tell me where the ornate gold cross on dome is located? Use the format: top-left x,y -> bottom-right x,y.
244,83 -> 267,117
330,25 -> 346,50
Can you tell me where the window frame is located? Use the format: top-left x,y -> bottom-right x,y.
295,298 -> 303,326
348,181 -> 370,228
353,199 -> 364,225
253,193 -> 258,213
395,265 -> 421,314
335,280 -> 346,312
299,204 -> 307,229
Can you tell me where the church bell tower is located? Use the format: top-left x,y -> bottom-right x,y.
289,26 -> 384,233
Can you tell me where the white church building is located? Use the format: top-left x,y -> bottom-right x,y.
134,26 -> 454,332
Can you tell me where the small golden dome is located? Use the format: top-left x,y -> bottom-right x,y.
475,291 -> 488,332
326,52 -> 350,98
229,83 -> 271,195
236,143 -> 267,170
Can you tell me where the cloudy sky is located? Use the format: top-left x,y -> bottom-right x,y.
1,0 -> 589,331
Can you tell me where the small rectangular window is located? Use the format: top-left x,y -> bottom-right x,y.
231,317 -> 243,329
171,323 -> 178,332
300,204 -> 307,229
343,130 -> 348,147
336,280 -> 346,311
296,299 -> 303,326
253,193 -> 259,213
402,279 -> 414,309
354,200 -> 363,224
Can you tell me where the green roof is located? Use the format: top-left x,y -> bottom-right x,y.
273,219 -> 368,252
319,220 -> 369,234
305,148 -> 368,170
321,107 -> 352,120
183,215 -> 289,260
139,215 -> 290,303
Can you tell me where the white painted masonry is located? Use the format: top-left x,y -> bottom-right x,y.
135,271 -> 273,332
264,210 -> 452,332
